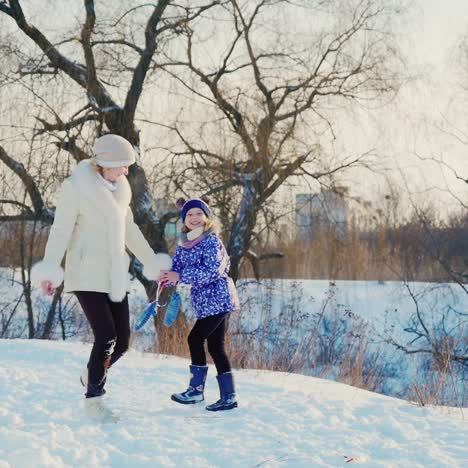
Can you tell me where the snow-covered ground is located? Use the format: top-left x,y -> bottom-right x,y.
1,268 -> 467,404
0,339 -> 466,467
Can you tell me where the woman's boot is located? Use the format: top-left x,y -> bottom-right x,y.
80,367 -> 106,395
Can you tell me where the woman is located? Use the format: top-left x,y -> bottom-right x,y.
31,134 -> 171,420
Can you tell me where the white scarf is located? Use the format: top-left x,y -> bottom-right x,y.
97,173 -> 118,192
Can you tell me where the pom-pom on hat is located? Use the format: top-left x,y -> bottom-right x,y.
176,196 -> 212,222
92,134 -> 136,168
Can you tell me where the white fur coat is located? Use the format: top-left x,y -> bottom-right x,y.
31,159 -> 171,302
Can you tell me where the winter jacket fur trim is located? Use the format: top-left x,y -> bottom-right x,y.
73,160 -> 129,301
144,253 -> 173,279
30,261 -> 64,288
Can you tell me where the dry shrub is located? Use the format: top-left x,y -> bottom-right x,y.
154,313 -> 192,357
335,331 -> 390,393
397,316 -> 467,407
239,209 -> 468,283
223,280 -> 393,395
0,221 -> 49,268
405,356 -> 466,408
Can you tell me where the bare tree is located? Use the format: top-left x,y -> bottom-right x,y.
387,283 -> 467,369
0,0 -> 219,290
153,0 -> 405,279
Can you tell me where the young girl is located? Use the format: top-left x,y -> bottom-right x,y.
159,196 -> 239,411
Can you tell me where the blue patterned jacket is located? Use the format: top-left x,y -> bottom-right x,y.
171,234 -> 239,319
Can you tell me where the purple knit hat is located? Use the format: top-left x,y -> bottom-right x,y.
177,197 -> 212,222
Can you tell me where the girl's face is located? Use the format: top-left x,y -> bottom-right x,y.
185,207 -> 208,230
101,166 -> 129,182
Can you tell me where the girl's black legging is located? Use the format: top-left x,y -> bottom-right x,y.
188,312 -> 231,375
75,291 -> 130,397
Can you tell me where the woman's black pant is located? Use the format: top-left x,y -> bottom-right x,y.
188,312 -> 231,375
75,291 -> 130,397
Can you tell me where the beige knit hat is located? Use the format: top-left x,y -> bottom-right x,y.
92,134 -> 136,167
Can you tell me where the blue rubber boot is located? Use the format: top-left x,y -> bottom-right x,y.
171,365 -> 208,404
206,372 -> 238,411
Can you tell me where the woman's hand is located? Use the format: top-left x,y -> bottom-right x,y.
40,280 -> 54,296
159,270 -> 180,284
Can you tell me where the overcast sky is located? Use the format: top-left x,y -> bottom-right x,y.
342,0 -> 468,213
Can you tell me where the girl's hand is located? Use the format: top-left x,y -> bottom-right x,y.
40,280 -> 54,296
159,270 -> 180,284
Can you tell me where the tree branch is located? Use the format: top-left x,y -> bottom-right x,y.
91,39 -> 144,55
0,0 -> 121,115
54,137 -> 90,162
123,0 -> 171,123
0,0 -> 88,85
35,113 -> 98,135
81,0 -> 100,100
0,199 -> 33,212
260,150 -> 313,203
0,145 -> 52,221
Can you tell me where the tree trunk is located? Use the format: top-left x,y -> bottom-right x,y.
227,183 -> 259,282
40,286 -> 63,339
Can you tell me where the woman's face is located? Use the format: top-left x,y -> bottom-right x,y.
101,166 -> 129,182
185,208 -> 208,230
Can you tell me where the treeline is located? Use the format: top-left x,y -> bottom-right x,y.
2,209 -> 468,283
241,210 -> 468,283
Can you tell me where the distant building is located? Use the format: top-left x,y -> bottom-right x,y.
295,189 -> 348,242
